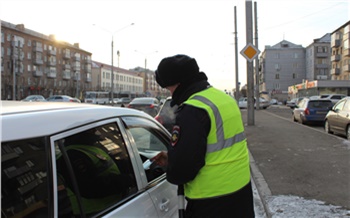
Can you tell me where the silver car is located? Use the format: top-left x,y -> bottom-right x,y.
46,95 -> 80,103
1,101 -> 178,217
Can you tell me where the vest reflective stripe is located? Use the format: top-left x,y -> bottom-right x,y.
191,95 -> 246,153
183,87 -> 250,199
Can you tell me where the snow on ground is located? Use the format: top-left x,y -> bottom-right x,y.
265,195 -> 350,218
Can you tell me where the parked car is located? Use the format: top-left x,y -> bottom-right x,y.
1,101 -> 178,217
324,97 -> 350,140
46,95 -> 80,103
154,97 -> 178,133
127,97 -> 161,117
319,94 -> 347,105
115,97 -> 132,107
286,97 -> 304,109
269,99 -> 278,105
292,98 -> 333,125
21,95 -> 46,102
238,97 -> 270,109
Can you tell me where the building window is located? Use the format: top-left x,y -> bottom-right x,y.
274,64 -> 280,71
27,39 -> 31,47
1,32 -> 4,43
292,73 -> 297,79
275,74 -> 279,79
274,53 -> 279,59
294,53 -> 298,58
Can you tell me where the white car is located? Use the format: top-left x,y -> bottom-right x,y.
1,101 -> 178,217
319,94 -> 347,105
238,97 -> 270,109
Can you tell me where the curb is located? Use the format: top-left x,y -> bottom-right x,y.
249,151 -> 273,218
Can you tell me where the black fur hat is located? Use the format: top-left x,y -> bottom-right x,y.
155,54 -> 200,88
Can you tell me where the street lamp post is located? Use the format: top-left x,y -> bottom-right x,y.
134,50 -> 158,96
94,23 -> 134,105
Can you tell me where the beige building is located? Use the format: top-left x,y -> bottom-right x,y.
1,20 -> 92,100
331,20 -> 350,80
91,61 -> 144,98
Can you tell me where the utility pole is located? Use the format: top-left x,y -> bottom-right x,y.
254,1 -> 260,110
234,6 -> 239,102
246,0 -> 255,125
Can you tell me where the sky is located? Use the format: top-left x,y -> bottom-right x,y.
1,0 -> 349,92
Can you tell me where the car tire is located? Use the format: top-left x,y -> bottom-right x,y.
292,114 -> 297,122
300,116 -> 306,125
346,125 -> 350,140
324,120 -> 333,134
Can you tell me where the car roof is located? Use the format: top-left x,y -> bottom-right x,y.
1,101 -> 153,142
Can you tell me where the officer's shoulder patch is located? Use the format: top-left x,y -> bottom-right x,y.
171,125 -> 180,147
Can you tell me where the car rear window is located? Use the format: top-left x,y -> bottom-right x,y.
308,101 -> 333,108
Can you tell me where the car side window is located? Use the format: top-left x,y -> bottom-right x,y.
122,117 -> 168,182
2,137 -> 49,217
55,122 -> 137,217
334,100 -> 345,111
344,99 -> 350,111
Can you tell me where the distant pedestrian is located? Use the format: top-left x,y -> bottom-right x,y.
151,54 -> 255,217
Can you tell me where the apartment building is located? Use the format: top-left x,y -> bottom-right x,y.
331,20 -> 350,80
258,40 -> 306,102
91,61 -> 144,98
305,33 -> 331,81
1,20 -> 92,100
288,21 -> 350,98
130,67 -> 170,98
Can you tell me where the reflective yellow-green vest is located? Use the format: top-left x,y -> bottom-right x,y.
57,145 -> 122,215
183,87 -> 250,199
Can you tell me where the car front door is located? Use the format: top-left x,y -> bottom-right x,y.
50,118 -> 163,217
121,116 -> 179,217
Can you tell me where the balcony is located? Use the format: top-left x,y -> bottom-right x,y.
331,54 -> 340,62
73,73 -> 80,81
47,60 -> 57,66
63,64 -> 71,70
316,52 -> 328,58
315,64 -> 328,69
15,68 -> 23,74
33,58 -> 44,65
343,48 -> 350,57
62,71 -> 71,80
73,56 -> 80,62
331,39 -> 340,48
84,59 -> 92,64
46,69 -> 57,78
85,68 -> 92,74
33,70 -> 43,77
86,73 -> 92,82
63,53 -> 70,59
343,64 -> 350,72
72,64 -> 81,71
331,68 -> 340,75
47,50 -> 56,56
33,46 -> 43,53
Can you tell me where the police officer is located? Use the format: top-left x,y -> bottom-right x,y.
151,54 -> 255,218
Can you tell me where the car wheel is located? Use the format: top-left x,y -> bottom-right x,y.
300,116 -> 306,125
324,120 -> 333,134
292,114 -> 297,122
346,125 -> 350,140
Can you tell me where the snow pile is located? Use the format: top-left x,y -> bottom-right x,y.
266,195 -> 350,218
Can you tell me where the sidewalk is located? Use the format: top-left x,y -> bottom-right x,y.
243,108 -> 350,218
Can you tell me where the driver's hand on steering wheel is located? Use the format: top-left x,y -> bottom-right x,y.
151,151 -> 168,167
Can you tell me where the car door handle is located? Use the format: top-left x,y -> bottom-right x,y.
159,198 -> 170,212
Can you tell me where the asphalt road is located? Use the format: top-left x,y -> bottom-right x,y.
241,105 -> 350,216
